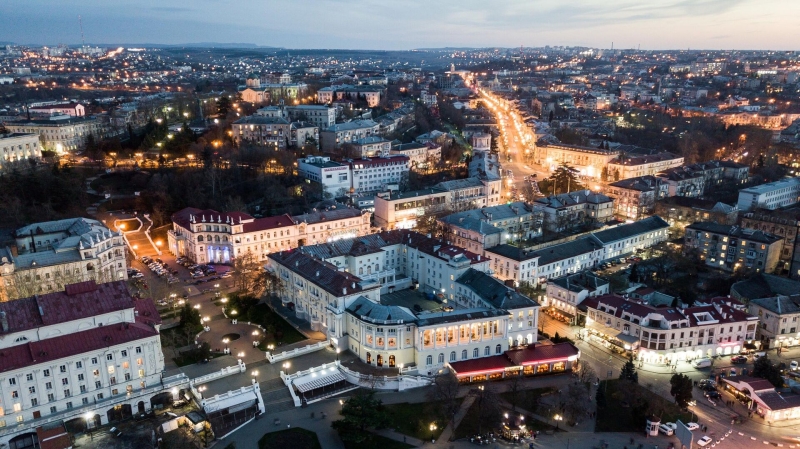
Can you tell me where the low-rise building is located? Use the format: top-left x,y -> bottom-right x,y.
544,271 -> 609,323
0,281 -> 170,448
297,156 -> 351,197
0,132 -> 42,170
581,294 -> 758,363
28,102 -> 85,117
533,143 -> 618,179
607,152 -> 684,180
722,376 -> 800,421
286,105 -> 336,129
440,202 -> 543,255
4,116 -> 119,154
321,120 -> 380,152
656,167 -> 706,198
535,190 -> 614,232
349,155 -> 410,194
317,85 -> 384,107
0,218 -> 128,301
290,122 -> 319,149
740,210 -> 800,278
737,177 -> 800,212
747,294 -> 800,349
655,197 -> 739,226
587,215 -> 671,260
684,222 -> 783,273
607,176 -> 668,220
390,142 -> 441,170
231,116 -> 291,149
168,207 -> 371,264
353,136 -> 392,158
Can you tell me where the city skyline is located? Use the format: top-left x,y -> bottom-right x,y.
2,0 -> 799,51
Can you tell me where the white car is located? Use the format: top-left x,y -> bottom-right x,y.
697,436 -> 713,447
665,422 -> 677,430
686,422 -> 700,431
791,360 -> 798,371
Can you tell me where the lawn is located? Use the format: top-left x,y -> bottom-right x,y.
596,379 -> 693,432
384,401 -> 454,441
453,398 -> 501,440
499,386 -> 556,414
248,303 -> 306,347
258,428 -> 322,449
342,434 -> 413,449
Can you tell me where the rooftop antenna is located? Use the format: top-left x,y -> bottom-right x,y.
78,15 -> 85,46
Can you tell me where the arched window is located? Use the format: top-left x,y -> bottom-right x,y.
214,236 -> 220,242
484,346 -> 490,356
473,348 -> 479,358
426,355 -> 432,365
366,352 -> 372,364
450,351 -> 456,362
461,350 -> 467,360
197,236 -> 204,242
438,353 -> 444,364
496,344 -> 502,354
207,235 -> 212,242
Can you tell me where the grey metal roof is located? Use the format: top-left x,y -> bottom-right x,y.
531,236 -> 605,265
346,296 -> 416,323
456,268 -> 539,310
731,273 -> 800,301
750,295 -> 800,316
549,271 -> 609,293
436,177 -> 485,191
415,307 -> 507,327
686,222 -> 782,244
592,216 -> 669,244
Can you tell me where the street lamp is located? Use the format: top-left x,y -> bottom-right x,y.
223,338 -> 229,353
283,362 -> 291,375
339,399 -> 344,410
336,348 -> 340,361
251,370 -> 259,382
554,414 -> 562,430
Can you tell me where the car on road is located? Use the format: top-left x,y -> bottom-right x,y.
704,390 -> 720,399
697,436 -> 712,447
685,422 -> 700,431
732,355 -> 748,364
791,360 -> 799,371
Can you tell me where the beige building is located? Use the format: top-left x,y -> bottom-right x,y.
0,132 -> 42,170
607,176 -> 668,220
607,152 -> 684,180
535,190 -> 614,232
748,295 -> 800,349
0,218 -> 128,301
391,142 -> 442,170
533,143 -> 618,179
231,116 -> 291,148
4,116 -> 119,154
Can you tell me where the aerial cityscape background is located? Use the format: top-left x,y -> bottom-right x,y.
0,3 -> 800,449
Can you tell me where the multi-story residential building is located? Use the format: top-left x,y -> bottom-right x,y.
320,120 -> 380,152
317,85 -> 384,107
656,167 -> 706,197
231,116 -> 291,149
290,122 -> 318,149
390,142 -> 442,170
718,160 -> 750,184
4,116 -> 118,154
0,280 -> 170,449
238,76 -> 308,104
353,136 -> 392,158
535,190 -> 614,232
737,177 -> 800,211
607,176 -> 668,220
587,215 -> 671,260
684,222 -> 783,273
581,294 -> 758,363
740,210 -> 800,278
533,143 -> 618,179
438,177 -> 503,211
440,202 -> 544,255
348,155 -> 410,194
655,197 -> 739,227
168,207 -> 371,264
544,271 -> 609,324
297,156 -> 351,197
286,105 -> 336,129
0,132 -> 42,170
607,152 -> 684,180
0,218 -> 128,301
747,294 -> 800,349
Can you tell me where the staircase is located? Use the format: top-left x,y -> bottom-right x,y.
258,377 -> 295,412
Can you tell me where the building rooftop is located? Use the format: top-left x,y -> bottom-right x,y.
549,271 -> 609,293
325,120 -> 378,132
739,177 -> 800,195
268,250 -> 379,298
686,222 -> 782,244
535,190 -> 613,209
233,116 -> 289,126
731,273 -> 800,301
592,216 -> 669,244
750,294 -> 800,315
456,268 -> 539,310
346,296 -> 416,324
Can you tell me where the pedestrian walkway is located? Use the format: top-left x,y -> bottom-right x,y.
436,395 -> 475,443
373,428 -> 424,447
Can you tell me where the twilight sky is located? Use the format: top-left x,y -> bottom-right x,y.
2,0 -> 798,50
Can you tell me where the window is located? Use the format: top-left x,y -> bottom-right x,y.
47,393 -> 54,402
50,406 -> 57,414
450,351 -> 456,362
76,361 -> 83,369
43,369 -> 50,377
92,370 -> 99,377
66,402 -> 73,410
8,379 -> 16,386
473,348 -> 479,358
426,355 -> 433,365
496,344 -> 502,354
63,389 -> 71,398
91,358 -> 98,365
462,350 -> 468,360
135,346 -> 142,354
106,354 -> 113,361
26,374 -> 33,381
45,382 -> 52,390
484,346 -> 490,356
77,374 -> 84,381
28,386 -> 35,394
438,353 -> 444,364
107,366 -> 115,374
95,381 -> 101,389
59,365 -> 66,373
137,358 -> 143,366
121,350 -> 127,357
61,378 -> 68,386
96,393 -> 104,400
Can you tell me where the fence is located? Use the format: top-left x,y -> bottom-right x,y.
190,360 -> 246,385
266,341 -> 329,363
280,360 -> 432,398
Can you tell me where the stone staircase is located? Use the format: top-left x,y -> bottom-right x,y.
259,377 -> 295,412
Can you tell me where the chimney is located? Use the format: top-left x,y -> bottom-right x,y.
0,311 -> 7,333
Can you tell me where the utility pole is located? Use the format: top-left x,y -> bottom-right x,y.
78,15 -> 85,46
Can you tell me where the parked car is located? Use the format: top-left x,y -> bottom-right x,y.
665,422 -> 677,430
686,422 -> 700,431
697,436 -> 713,447
658,424 -> 674,436
791,360 -> 799,371
705,391 -> 720,399
732,355 -> 747,364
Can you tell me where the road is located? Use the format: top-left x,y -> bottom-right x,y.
540,313 -> 800,445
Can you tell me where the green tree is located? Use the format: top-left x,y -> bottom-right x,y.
216,96 -> 232,116
595,383 -> 606,407
331,391 -> 390,444
601,166 -> 609,182
547,163 -> 584,195
669,373 -> 694,408
179,303 -> 202,330
752,355 -> 784,388
628,263 -> 639,283
619,355 -> 638,383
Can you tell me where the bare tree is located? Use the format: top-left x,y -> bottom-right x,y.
505,372 -> 525,412
561,383 -> 590,425
231,250 -> 267,296
360,374 -> 386,390
427,371 -> 462,429
576,362 -> 597,388
471,382 -> 501,435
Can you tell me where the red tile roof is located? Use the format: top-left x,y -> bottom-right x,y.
449,355 -> 513,375
36,425 -> 72,449
0,321 -> 159,373
241,213 -> 295,233
0,281 -> 135,335
505,343 -> 580,366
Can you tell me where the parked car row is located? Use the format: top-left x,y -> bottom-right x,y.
127,268 -> 144,279
141,256 -> 180,284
